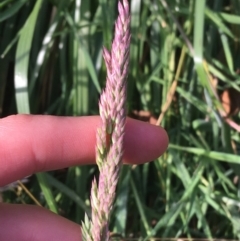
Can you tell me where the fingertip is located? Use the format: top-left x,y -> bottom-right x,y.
124,118 -> 168,164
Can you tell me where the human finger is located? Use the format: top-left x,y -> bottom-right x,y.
0,204 -> 81,241
0,115 -> 168,186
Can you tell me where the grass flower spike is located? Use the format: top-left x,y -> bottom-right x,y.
81,0 -> 131,240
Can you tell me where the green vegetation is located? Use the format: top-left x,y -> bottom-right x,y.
1,0 -> 240,239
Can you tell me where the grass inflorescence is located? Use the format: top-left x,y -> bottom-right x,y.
1,0 -> 240,239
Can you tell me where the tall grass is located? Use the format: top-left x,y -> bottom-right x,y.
1,0 -> 240,239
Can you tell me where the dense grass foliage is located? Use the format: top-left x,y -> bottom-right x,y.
1,0 -> 240,239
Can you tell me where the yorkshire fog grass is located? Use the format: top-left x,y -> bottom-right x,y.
81,1 -> 130,240
1,0 -> 240,239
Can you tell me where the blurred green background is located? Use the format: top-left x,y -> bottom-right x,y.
1,0 -> 240,239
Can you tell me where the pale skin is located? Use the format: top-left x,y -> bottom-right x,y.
0,115 -> 169,240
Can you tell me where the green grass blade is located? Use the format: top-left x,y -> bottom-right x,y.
14,0 -> 42,114
0,0 -> 27,22
130,176 -> 152,237
170,144 -> 240,164
45,172 -> 90,215
36,173 -> 58,214
113,166 -> 131,235
205,7 -> 235,39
